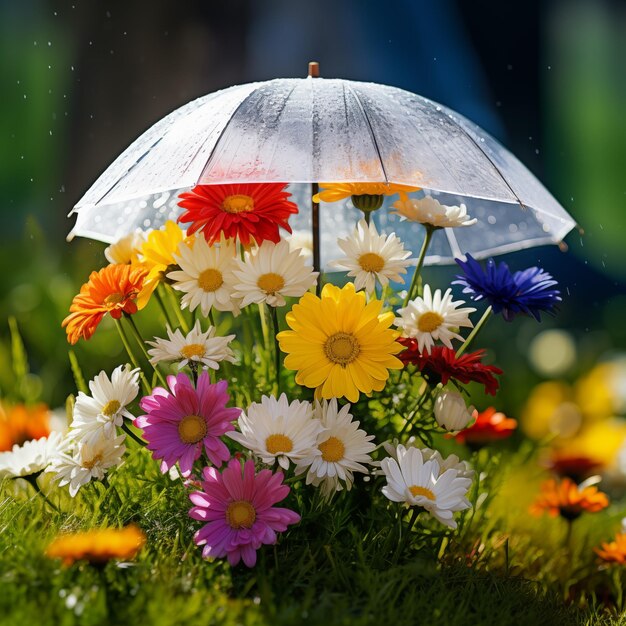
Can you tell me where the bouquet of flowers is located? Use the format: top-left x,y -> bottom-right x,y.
0,182 -> 562,569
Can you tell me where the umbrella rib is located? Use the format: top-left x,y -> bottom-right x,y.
197,82 -> 268,182
91,136 -> 164,207
448,118 -> 527,210
197,81 -> 301,182
346,85 -> 389,184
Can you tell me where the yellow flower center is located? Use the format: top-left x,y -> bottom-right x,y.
101,399 -> 121,417
180,343 -> 206,359
82,453 -> 103,470
177,414 -> 208,444
221,194 -> 255,214
409,485 -> 435,501
318,436 -> 345,463
417,311 -> 444,333
324,332 -> 360,366
358,252 -> 385,273
226,500 -> 256,529
104,292 -> 124,306
257,272 -> 285,295
197,268 -> 224,292
265,433 -> 293,454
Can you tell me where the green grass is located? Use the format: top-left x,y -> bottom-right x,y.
1,446 -> 624,626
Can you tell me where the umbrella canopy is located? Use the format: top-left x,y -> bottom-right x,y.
69,76 -> 576,264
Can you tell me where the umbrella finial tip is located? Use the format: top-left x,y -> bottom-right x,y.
308,61 -> 320,78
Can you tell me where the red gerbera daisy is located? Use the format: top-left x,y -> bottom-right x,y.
544,452 -> 604,484
454,407 -> 517,445
398,339 -> 503,396
177,183 -> 298,246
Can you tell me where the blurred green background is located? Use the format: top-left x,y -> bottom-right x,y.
0,0 -> 624,418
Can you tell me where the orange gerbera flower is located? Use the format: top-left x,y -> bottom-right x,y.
0,402 -> 51,451
45,526 -> 146,565
62,264 -> 148,344
529,477 -> 609,521
178,183 -> 298,246
595,533 -> 626,564
454,407 -> 517,446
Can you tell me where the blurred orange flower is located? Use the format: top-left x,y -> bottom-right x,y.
595,533 -> 626,564
455,407 -> 517,446
529,477 -> 609,521
62,264 -> 148,344
0,403 -> 51,451
45,526 -> 146,565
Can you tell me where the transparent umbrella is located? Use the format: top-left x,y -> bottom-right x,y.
68,67 -> 576,267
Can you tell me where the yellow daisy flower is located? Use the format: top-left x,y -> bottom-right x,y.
277,283 -> 404,402
312,182 -> 419,205
136,220 -> 194,308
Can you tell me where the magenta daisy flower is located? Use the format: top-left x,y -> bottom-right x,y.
135,371 -> 240,476
189,458 -> 301,567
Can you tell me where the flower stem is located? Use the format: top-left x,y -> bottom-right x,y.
22,473 -> 61,513
154,286 -> 176,329
398,385 -> 431,437
164,284 -> 189,333
121,420 -> 146,447
125,316 -> 168,387
114,319 -> 150,394
393,507 -> 421,563
268,304 -> 281,395
456,306 -> 493,357
403,225 -> 435,307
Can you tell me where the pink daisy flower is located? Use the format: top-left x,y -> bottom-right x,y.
189,458 -> 301,567
135,372 -> 240,476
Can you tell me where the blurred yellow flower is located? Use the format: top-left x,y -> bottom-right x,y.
575,363 -> 618,422
557,420 -> 626,466
521,381 -> 580,440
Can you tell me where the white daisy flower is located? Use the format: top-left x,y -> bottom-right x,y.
296,399 -> 376,497
227,394 -> 322,470
70,365 -> 140,445
392,195 -> 477,229
395,284 -> 475,352
381,444 -> 472,529
231,240 -> 318,308
420,447 -> 475,480
49,434 -> 126,497
168,236 -> 240,316
0,432 -> 68,479
147,320 -> 236,370
433,390 -> 475,432
379,439 -> 474,481
329,218 -> 413,293
285,229 -> 314,261
104,230 -> 147,264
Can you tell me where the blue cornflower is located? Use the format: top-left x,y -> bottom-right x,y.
453,254 -> 561,322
